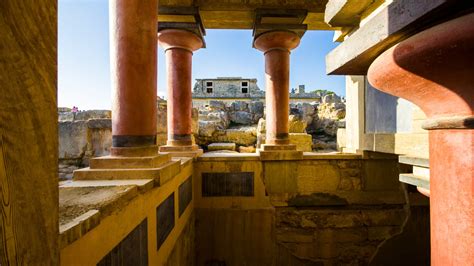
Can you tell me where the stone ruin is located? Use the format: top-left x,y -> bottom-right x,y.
58,94 -> 345,179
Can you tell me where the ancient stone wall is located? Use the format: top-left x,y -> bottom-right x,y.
193,153 -> 430,265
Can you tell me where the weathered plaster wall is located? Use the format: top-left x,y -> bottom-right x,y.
0,0 -> 58,264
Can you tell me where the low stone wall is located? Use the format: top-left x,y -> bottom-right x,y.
58,119 -> 112,179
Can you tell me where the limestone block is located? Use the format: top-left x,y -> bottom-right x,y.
209,100 -> 225,111
296,163 -> 340,192
313,138 -> 337,151
230,101 -> 248,111
229,111 -> 253,125
289,115 -> 307,133
89,127 -> 112,158
59,112 -> 74,121
289,133 -> 313,152
198,121 -> 218,137
239,146 -> 256,153
59,121 -> 89,159
74,110 -> 111,121
208,143 -> 236,151
220,127 -> 257,146
249,101 -> 264,116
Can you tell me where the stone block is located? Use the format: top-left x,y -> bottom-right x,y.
289,115 -> 307,133
89,154 -> 171,169
73,160 -> 181,185
362,159 -> 400,191
230,101 -> 248,111
209,100 -> 225,110
289,133 -> 313,152
259,150 -> 303,161
296,163 -> 340,192
220,127 -> 257,146
59,120 -> 89,159
74,110 -> 111,121
238,146 -> 256,153
89,127 -> 112,158
264,161 -> 299,193
208,142 -> 236,151
248,101 -> 264,115
314,228 -> 368,243
229,111 -> 253,124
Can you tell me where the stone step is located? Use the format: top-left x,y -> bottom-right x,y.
208,142 -> 236,151
399,173 -> 430,190
89,154 -> 171,169
73,160 -> 180,185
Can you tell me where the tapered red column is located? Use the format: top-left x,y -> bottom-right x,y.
254,31 -> 300,146
109,0 -> 158,149
368,13 -> 474,266
158,29 -> 203,156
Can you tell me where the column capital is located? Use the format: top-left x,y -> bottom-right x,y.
253,31 -> 300,54
368,13 -> 474,125
158,29 -> 203,53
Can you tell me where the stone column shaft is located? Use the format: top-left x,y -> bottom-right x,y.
165,48 -> 193,145
158,29 -> 203,150
254,31 -> 300,146
109,0 -> 158,148
368,13 -> 474,265
264,49 -> 290,144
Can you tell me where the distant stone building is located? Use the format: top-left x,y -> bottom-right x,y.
192,77 -> 323,107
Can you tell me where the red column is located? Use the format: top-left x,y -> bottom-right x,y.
158,29 -> 203,150
254,31 -> 300,146
109,0 -> 158,148
368,14 -> 474,265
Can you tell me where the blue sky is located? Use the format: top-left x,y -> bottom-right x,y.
58,0 -> 344,109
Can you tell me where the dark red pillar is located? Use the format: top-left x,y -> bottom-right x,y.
368,13 -> 474,265
109,0 -> 158,149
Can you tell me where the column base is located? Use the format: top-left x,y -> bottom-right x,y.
110,145 -> 159,157
159,144 -> 203,158
258,144 -> 303,161
73,146 -> 180,185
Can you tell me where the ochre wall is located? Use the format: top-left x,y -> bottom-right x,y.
193,153 -> 430,265
60,163 -> 195,265
0,0 -> 58,264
